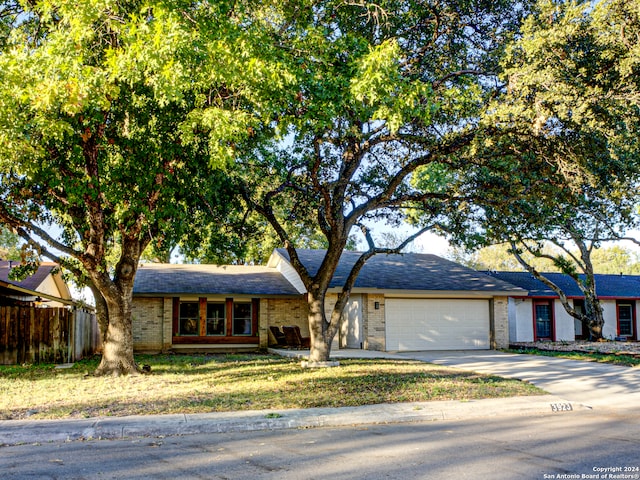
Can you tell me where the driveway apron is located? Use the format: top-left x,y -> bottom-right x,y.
395,350 -> 640,411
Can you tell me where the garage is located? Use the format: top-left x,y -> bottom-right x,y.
385,298 -> 491,351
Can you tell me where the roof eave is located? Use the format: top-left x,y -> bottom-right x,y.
0,280 -> 81,307
327,287 -> 526,297
132,292 -> 303,299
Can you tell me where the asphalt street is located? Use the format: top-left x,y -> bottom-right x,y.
2,349 -> 640,447
1,409 -> 638,479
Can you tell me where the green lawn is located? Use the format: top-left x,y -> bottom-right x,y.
508,347 -> 640,367
0,353 -> 543,420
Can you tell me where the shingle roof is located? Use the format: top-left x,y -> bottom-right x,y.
133,263 -> 301,296
276,249 -> 525,293
486,271 -> 640,298
0,261 -> 56,291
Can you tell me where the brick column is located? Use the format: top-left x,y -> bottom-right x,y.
492,296 -> 509,349
364,294 -> 386,351
259,298 -> 269,349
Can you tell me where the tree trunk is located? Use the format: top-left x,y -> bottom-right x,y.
571,233 -> 604,340
307,290 -> 334,363
510,241 -> 605,342
303,249 -> 367,364
93,292 -> 141,376
584,291 -> 605,341
91,246 -> 143,376
88,283 -> 109,344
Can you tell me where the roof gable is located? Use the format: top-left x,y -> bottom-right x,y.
0,261 -> 56,291
0,261 -> 73,305
0,261 -> 71,297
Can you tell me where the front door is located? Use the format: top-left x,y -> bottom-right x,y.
617,303 -> 635,339
534,300 -> 553,340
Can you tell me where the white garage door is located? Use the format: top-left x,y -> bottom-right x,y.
385,299 -> 490,351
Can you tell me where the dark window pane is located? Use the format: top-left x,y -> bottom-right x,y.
233,303 -> 252,335
535,304 -> 551,338
207,303 -> 225,336
573,300 -> 584,315
179,302 -> 199,336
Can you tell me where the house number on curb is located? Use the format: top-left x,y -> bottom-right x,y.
550,403 -> 573,412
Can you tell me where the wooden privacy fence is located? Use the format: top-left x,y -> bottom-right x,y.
0,306 -> 101,365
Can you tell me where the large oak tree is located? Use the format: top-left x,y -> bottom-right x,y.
430,0 -> 640,340
0,0 -> 288,375
228,0 -> 533,363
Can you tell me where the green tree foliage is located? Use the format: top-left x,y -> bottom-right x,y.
225,0 -> 532,362
431,0 -> 640,340
0,0 -> 284,375
451,243 -> 640,275
490,0 -> 640,340
449,243 -> 559,272
0,225 -> 20,261
590,245 -> 640,275
0,1 -> 21,47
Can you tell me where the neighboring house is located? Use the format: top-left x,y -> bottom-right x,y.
0,260 -> 74,307
486,272 -> 640,342
131,249 -> 525,353
0,260 -> 100,365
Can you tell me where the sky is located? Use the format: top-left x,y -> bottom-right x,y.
414,231 -> 451,256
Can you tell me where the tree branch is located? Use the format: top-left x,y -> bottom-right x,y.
432,69 -> 487,89
346,129 -> 476,226
3,218 -> 83,261
509,240 -> 582,321
345,222 -> 436,295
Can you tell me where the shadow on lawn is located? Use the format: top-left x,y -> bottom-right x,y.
0,355 -> 542,420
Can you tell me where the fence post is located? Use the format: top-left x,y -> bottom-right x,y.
0,306 -> 9,364
69,308 -> 74,363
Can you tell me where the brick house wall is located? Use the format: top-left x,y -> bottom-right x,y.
132,297 -> 166,353
132,293 -> 505,353
133,296 -> 311,352
132,294 -> 367,352
492,296 -> 509,349
326,293 -> 382,350
161,298 -> 173,351
261,297 -> 309,348
363,293 -> 385,351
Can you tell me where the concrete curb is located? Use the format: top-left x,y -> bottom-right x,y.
0,395 -> 586,446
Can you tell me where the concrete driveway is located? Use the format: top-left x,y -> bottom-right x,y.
273,347 -> 640,411
396,350 -> 640,411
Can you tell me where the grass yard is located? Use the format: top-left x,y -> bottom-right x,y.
508,347 -> 640,367
0,353 -> 543,421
